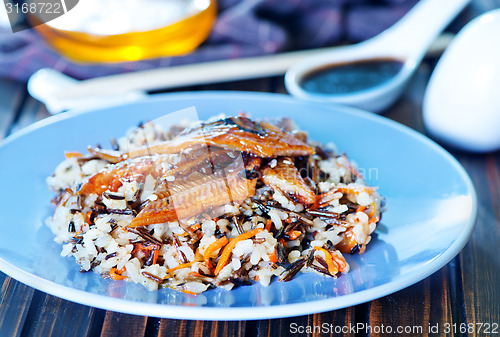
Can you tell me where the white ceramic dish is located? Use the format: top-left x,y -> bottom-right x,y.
423,8 -> 500,152
285,0 -> 470,113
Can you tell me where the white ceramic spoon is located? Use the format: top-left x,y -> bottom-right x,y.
285,0 -> 470,113
423,9 -> 500,153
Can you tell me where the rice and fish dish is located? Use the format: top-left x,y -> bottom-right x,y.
46,114 -> 384,294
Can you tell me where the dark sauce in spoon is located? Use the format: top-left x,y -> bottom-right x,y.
300,58 -> 404,95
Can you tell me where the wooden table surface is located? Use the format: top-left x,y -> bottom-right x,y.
1,3 -> 500,337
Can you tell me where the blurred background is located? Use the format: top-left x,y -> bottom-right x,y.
0,0 -> 423,81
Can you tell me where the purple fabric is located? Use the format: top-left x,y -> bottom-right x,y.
0,0 -> 418,82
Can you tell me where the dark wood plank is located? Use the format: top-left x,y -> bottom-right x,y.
369,263 -> 469,337
18,292 -> 96,337
248,307 -> 358,337
457,152 -> 500,336
100,312 -> 148,337
0,275 -> 35,337
157,319 -> 245,337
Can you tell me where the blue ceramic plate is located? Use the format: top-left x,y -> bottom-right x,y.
0,92 -> 476,320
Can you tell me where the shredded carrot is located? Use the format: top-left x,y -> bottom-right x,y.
178,223 -> 201,236
314,246 -> 339,276
64,151 -> 83,159
335,229 -> 358,254
109,267 -> 127,280
86,212 -> 92,225
151,249 -> 159,265
265,219 -> 272,232
132,242 -> 156,255
279,238 -> 287,247
165,261 -> 195,274
268,250 -> 278,263
284,218 -> 292,224
204,236 -> 229,269
214,228 -> 264,275
287,230 -> 302,240
356,205 -> 367,213
367,201 -> 377,218
369,216 -> 380,224
338,186 -> 376,195
181,290 -> 198,296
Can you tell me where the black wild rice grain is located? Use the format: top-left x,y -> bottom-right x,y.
279,258 -> 306,282
110,137 -> 119,151
103,192 -> 126,200
232,215 -> 244,235
105,252 -> 117,260
128,227 -> 162,246
277,243 -> 286,264
275,226 -> 285,239
106,208 -> 135,215
229,278 -> 253,287
75,182 -> 83,192
350,244 -> 361,254
68,220 -> 75,232
144,250 -> 157,266
173,235 -> 187,263
306,210 -> 340,219
306,250 -> 315,267
311,264 -> 331,276
142,271 -> 163,283
315,256 -> 329,271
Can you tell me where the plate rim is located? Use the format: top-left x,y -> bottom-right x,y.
0,91 -> 478,320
